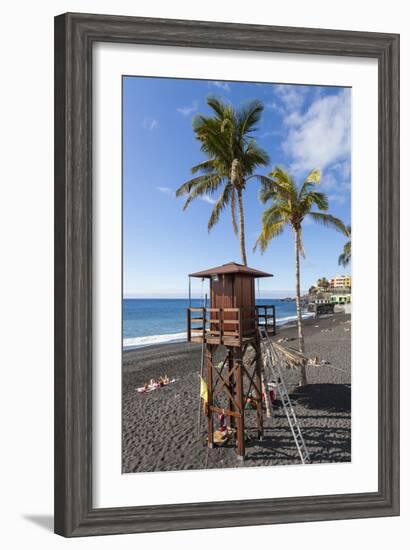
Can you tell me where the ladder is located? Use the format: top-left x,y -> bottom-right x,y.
259,326 -> 310,464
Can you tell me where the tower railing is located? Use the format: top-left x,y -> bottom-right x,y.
187,305 -> 275,346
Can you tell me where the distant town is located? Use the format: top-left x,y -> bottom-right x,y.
305,274 -> 351,315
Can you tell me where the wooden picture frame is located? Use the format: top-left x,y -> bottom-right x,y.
54,12 -> 400,537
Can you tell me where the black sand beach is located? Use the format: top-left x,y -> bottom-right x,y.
122,313 -> 351,473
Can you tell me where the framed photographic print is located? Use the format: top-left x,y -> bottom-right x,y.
54,13 -> 400,536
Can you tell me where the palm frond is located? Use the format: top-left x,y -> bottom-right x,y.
194,122 -> 232,165
252,175 -> 276,202
254,222 -> 285,253
309,191 -> 328,210
254,175 -> 293,204
236,99 -> 264,135
206,95 -> 228,119
338,251 -> 350,267
208,184 -> 232,231
176,174 -> 219,198
178,175 -> 223,210
338,237 -> 351,267
298,169 -> 321,200
305,168 -> 321,184
268,341 -> 307,369
242,141 -> 270,171
254,206 -> 286,252
268,166 -> 294,187
268,166 -> 298,202
300,191 -> 328,213
308,212 -> 347,234
190,159 -> 219,175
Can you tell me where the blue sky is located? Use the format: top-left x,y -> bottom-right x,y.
123,77 -> 351,298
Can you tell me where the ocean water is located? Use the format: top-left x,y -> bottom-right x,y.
123,298 -> 312,349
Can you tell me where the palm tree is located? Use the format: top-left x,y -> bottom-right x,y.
176,96 -> 269,265
254,166 -> 348,385
317,277 -> 329,290
338,225 -> 351,267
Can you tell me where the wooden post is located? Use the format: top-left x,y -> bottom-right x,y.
255,344 -> 264,441
238,308 -> 243,348
227,350 -> 233,429
206,346 -> 214,448
264,306 -> 269,335
235,352 -> 245,460
273,305 -> 276,335
187,308 -> 191,342
202,307 -> 206,341
219,308 -> 223,345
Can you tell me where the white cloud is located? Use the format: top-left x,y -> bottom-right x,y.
260,129 -> 283,139
158,186 -> 215,204
321,171 -> 337,190
201,195 -> 216,205
210,81 -> 230,92
318,163 -> 351,207
321,165 -> 350,192
332,159 -> 351,180
266,100 -> 284,114
143,117 -> 159,131
328,193 -> 347,206
269,84 -> 310,114
157,186 -> 173,196
177,100 -> 198,116
268,87 -> 351,205
282,89 -> 351,175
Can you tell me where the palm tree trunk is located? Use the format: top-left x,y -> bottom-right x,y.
294,228 -> 307,385
237,188 -> 248,266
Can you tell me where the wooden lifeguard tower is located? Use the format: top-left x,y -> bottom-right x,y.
187,262 -> 276,460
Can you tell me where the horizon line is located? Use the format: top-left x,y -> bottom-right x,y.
123,291 -> 307,299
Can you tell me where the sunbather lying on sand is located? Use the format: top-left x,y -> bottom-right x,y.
136,375 -> 176,394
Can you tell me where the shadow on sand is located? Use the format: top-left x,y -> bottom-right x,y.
291,383 -> 351,413
245,424 -> 351,463
241,384 -> 352,464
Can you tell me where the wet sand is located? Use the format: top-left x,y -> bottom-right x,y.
122,313 -> 351,473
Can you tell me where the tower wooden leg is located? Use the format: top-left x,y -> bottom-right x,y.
255,349 -> 264,441
206,347 -> 214,448
235,355 -> 245,460
227,350 -> 233,429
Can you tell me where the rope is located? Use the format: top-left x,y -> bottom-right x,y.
200,277 -> 205,305
196,286 -> 207,439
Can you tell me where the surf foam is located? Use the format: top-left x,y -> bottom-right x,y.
122,312 -> 314,350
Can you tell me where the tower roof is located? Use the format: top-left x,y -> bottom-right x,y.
189,262 -> 272,279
